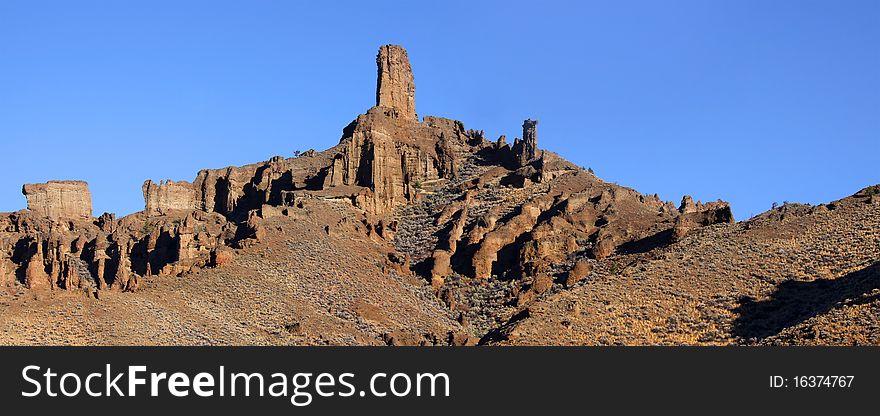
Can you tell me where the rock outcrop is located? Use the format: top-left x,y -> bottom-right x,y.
376,44 -> 417,121
471,193 -> 558,279
513,119 -> 539,167
24,240 -> 53,290
5,43 -> 879,349
143,180 -> 199,214
672,196 -> 735,241
0,201 -> 236,295
1,44 -> 737,316
320,108 -> 477,216
0,257 -> 14,287
22,181 -> 92,220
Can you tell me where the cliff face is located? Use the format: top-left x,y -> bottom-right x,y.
141,45 -> 480,219
142,180 -> 200,214
1,44 -> 875,347
22,181 -> 92,220
376,45 -> 417,121
0,44 -> 732,325
321,108 -> 479,216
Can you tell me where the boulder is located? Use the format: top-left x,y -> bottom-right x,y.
566,260 -> 592,288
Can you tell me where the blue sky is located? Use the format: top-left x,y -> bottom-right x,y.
1,0 -> 877,220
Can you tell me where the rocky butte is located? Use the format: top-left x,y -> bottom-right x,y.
0,44 -> 735,295
0,44 -> 876,347
22,180 -> 92,220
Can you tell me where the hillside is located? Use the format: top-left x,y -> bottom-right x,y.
0,45 -> 876,346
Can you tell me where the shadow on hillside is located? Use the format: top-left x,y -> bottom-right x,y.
732,261 -> 880,340
616,229 -> 673,255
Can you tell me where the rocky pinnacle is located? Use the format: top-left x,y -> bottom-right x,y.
376,44 -> 417,121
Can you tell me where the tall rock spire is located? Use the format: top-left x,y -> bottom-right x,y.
376,44 -> 417,121
513,119 -> 539,166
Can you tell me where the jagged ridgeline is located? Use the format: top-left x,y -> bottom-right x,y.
0,44 -> 733,296
2,45 -> 877,347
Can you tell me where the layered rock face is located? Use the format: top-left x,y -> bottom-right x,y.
376,45 -> 417,121
0,44 -> 462,294
6,43 -> 880,347
143,180 -> 199,214
0,208 -> 236,292
1,44 -> 736,307
22,181 -> 92,219
321,108 -> 478,216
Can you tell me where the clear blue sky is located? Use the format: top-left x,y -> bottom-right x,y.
1,0 -> 878,220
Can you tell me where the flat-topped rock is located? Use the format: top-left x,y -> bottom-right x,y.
22,180 -> 92,220
143,179 -> 199,214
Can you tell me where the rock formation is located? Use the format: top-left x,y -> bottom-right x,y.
24,240 -> 52,290
513,119 -> 539,167
0,44 -> 737,319
143,180 -> 199,214
672,196 -> 735,241
376,44 -> 417,121
22,181 -> 92,219
3,43 -> 879,348
320,108 -> 476,216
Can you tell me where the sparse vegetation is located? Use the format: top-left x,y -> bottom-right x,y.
2,41 -> 876,349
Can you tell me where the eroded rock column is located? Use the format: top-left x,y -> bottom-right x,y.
376,44 -> 417,121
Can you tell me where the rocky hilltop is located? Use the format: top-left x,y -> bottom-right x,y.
0,45 -> 876,346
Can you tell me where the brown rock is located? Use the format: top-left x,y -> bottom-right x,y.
60,257 -> 82,290
383,331 -> 435,346
376,219 -> 397,240
673,197 -> 734,242
376,45 -> 416,121
212,247 -> 234,268
679,195 -> 698,214
25,242 -> 52,291
97,212 -> 116,233
472,195 -> 556,278
592,236 -> 617,260
513,119 -> 539,167
22,180 -> 92,220
112,239 -> 134,291
0,259 -> 15,287
533,274 -> 553,294
143,180 -> 199,214
430,250 -> 452,290
516,289 -> 536,308
565,260 -> 592,288
123,275 -> 139,292
94,257 -> 107,290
